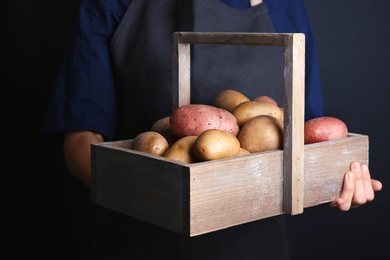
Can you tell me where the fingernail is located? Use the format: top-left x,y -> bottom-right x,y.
351,162 -> 360,171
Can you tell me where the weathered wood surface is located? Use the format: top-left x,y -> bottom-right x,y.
91,133 -> 368,237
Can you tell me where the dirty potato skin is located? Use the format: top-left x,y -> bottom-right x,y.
131,131 -> 169,156
232,101 -> 283,127
163,136 -> 199,163
238,115 -> 284,153
193,129 -> 241,161
170,104 -> 240,137
214,89 -> 250,112
304,116 -> 348,144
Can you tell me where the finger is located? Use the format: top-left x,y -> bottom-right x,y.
360,163 -> 375,202
371,179 -> 383,192
333,171 -> 355,211
328,197 -> 344,208
350,162 -> 369,206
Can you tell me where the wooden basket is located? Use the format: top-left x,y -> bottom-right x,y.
91,32 -> 368,237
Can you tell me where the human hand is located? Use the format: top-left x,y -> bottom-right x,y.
329,161 -> 382,211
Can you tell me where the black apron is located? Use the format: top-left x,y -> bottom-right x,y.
110,0 -> 284,140
95,0 -> 291,259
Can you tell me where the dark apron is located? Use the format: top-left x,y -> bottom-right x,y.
95,0 -> 290,259
110,0 -> 284,140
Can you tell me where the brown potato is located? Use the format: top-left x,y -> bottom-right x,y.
279,107 -> 284,124
231,101 -> 283,127
238,115 -> 284,153
237,147 -> 251,157
150,116 -> 180,146
304,116 -> 348,144
150,116 -> 171,133
214,89 -> 250,112
163,136 -> 199,163
193,129 -> 240,161
131,131 -> 169,156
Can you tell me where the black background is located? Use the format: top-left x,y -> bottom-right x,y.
3,0 -> 389,259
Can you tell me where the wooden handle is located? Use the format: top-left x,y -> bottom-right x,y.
172,32 -> 305,215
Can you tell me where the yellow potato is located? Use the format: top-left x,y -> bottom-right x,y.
150,116 -> 180,145
163,136 -> 199,163
279,107 -> 284,124
150,116 -> 171,133
238,115 -> 284,153
237,147 -> 251,157
131,131 -> 169,156
214,89 -> 250,112
193,129 -> 240,161
231,101 -> 283,127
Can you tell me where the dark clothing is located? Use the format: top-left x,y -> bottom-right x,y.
41,0 -> 324,140
111,0 -> 284,139
94,207 -> 291,259
41,0 -> 324,259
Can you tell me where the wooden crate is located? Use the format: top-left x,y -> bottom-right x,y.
91,32 -> 368,237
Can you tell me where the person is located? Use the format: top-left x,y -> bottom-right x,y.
41,0 -> 382,259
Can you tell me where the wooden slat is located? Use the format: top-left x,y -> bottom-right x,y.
174,32 -> 287,46
172,36 -> 191,110
283,34 -> 305,215
303,134 -> 369,207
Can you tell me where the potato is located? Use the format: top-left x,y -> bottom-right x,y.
150,116 -> 179,145
193,129 -> 241,161
253,95 -> 278,106
150,116 -> 171,133
231,101 -> 283,127
214,89 -> 250,112
304,116 -> 348,144
238,115 -> 284,153
131,131 -> 169,156
279,107 -> 284,124
237,147 -> 251,157
163,136 -> 199,163
170,104 -> 240,137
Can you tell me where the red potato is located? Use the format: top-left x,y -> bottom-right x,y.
253,95 -> 278,106
304,116 -> 348,144
170,104 -> 240,137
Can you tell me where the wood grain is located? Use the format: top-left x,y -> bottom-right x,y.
91,33 -> 368,237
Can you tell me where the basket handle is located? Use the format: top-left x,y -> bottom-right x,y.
172,32 -> 305,215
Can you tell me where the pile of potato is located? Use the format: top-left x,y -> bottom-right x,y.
131,89 -> 348,164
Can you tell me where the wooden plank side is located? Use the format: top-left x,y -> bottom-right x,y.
188,151 -> 284,236
303,134 -> 369,207
172,36 -> 191,110
91,144 -> 191,235
175,32 -> 288,46
283,33 -> 305,215
91,134 -> 368,237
